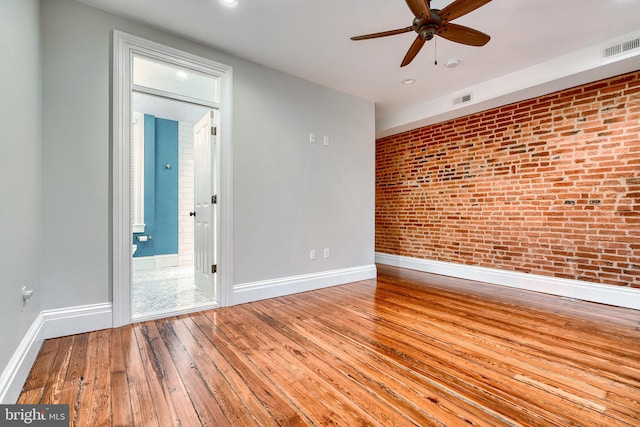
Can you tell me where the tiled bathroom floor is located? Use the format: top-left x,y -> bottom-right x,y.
132,265 -> 215,317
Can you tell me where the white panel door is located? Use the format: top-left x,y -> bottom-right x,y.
193,110 -> 216,298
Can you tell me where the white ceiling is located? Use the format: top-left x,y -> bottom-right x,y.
78,0 -> 640,133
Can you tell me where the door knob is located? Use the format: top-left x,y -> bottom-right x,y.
189,211 -> 196,217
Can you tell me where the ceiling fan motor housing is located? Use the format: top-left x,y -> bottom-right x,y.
414,10 -> 442,40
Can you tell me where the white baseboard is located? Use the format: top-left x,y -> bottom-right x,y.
232,264 -> 377,305
132,254 -> 179,271
38,303 -> 113,339
0,313 -> 44,404
376,253 -> 640,310
0,303 -> 112,404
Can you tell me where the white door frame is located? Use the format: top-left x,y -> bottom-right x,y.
112,31 -> 233,327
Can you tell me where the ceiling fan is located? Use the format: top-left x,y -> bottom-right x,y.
351,0 -> 492,67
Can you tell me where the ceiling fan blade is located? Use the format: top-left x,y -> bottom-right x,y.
438,0 -> 491,22
437,23 -> 490,46
351,26 -> 414,41
401,35 -> 426,67
405,0 -> 431,19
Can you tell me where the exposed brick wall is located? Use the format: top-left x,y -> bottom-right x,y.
376,71 -> 640,288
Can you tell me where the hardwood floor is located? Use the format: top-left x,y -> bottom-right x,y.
18,265 -> 640,426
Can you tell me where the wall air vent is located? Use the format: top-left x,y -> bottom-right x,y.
453,93 -> 472,105
602,36 -> 640,59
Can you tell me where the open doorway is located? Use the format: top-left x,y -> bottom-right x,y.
112,31 -> 233,327
130,92 -> 217,319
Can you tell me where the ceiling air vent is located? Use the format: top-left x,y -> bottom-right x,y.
453,93 -> 472,105
602,36 -> 640,58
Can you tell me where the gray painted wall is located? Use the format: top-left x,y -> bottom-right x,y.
0,0 -> 42,376
39,0 -> 375,309
233,61 -> 375,284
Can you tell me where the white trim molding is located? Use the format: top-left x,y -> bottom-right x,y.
112,31 -> 234,326
0,303 -> 112,404
376,253 -> 640,310
232,265 -> 377,306
132,254 -> 180,271
0,314 -> 44,404
38,303 -> 113,340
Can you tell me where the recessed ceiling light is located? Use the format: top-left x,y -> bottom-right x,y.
220,0 -> 238,6
401,78 -> 416,85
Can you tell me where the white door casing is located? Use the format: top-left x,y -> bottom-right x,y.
112,31 -> 233,327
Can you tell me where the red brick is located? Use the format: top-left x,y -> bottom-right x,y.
376,70 -> 640,288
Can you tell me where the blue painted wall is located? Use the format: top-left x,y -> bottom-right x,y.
133,115 -> 179,257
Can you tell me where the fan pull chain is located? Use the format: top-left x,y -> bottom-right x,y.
434,36 -> 438,66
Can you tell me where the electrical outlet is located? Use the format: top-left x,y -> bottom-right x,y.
323,135 -> 330,146
323,248 -> 330,259
310,249 -> 316,260
309,132 -> 316,144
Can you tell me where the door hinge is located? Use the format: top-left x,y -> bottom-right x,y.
211,264 -> 217,274
211,126 -> 217,136
211,194 -> 217,204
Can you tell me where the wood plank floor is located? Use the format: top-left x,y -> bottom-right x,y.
18,265 -> 640,426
